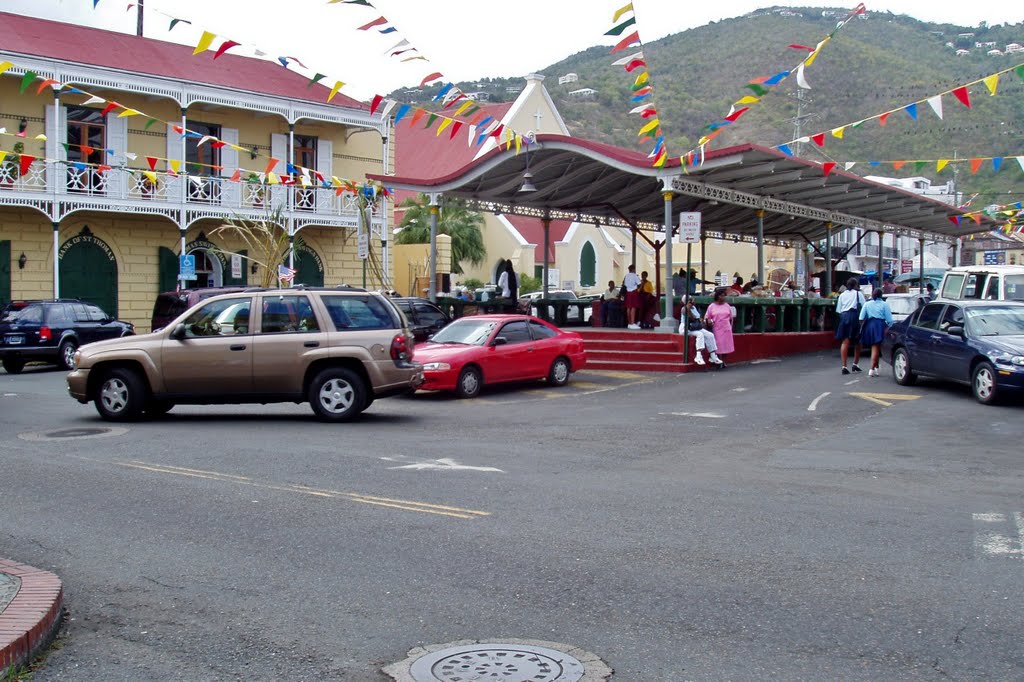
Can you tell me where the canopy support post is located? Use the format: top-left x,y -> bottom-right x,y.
824,222 -> 833,297
428,193 -> 440,302
659,186 -> 677,332
756,209 -> 765,285
542,212 -> 551,301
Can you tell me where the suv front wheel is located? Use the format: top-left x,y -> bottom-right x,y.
94,368 -> 147,421
308,367 -> 366,422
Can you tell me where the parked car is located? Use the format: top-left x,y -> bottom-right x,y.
938,265 -> 1024,302
67,287 -> 424,422
413,314 -> 587,398
390,297 -> 451,343
1,300 -> 134,374
882,299 -> 1024,405
151,287 -> 247,332
883,292 -> 928,323
518,290 -> 591,322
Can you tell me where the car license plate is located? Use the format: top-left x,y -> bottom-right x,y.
4,334 -> 24,345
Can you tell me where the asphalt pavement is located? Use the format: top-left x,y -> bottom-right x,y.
1,354 -> 1023,680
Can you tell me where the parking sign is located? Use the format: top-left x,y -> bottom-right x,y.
179,254 -> 196,281
678,212 -> 701,243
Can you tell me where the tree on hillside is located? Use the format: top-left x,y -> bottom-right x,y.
395,194 -> 487,274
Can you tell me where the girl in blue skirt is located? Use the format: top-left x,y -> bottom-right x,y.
859,288 -> 894,377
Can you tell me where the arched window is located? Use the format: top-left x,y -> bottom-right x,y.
579,242 -> 597,287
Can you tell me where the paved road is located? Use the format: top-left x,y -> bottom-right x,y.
1,355 -> 1022,680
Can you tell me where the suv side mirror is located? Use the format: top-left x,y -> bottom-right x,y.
170,323 -> 187,340
946,325 -> 965,337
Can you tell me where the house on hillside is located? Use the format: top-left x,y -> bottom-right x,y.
956,49 -> 971,57
988,49 -> 1004,57
1006,43 -> 1024,53
557,73 -> 579,86
567,88 -> 598,98
0,11 -> 387,329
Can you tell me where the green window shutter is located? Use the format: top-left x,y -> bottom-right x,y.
580,242 -> 596,287
158,246 -> 178,293
0,241 -> 10,306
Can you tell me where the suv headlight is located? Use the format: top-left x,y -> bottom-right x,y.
422,362 -> 451,371
72,350 -> 82,370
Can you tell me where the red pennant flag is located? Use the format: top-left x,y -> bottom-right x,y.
449,121 -> 464,140
443,94 -> 466,110
229,169 -> 241,182
420,72 -> 443,87
724,107 -> 749,122
878,112 -> 890,126
489,124 -> 504,138
213,40 -> 241,59
948,215 -> 961,225
822,162 -> 836,176
100,102 -> 119,117
624,59 -> 646,73
357,16 -> 388,31
892,161 -> 906,170
96,165 -> 111,174
468,111 -> 487,126
788,44 -> 815,52
80,145 -> 94,157
146,156 -> 158,171
811,133 -> 825,147
35,78 -> 60,95
370,95 -> 384,115
19,154 -> 35,176
640,108 -> 658,119
970,158 -> 984,174
211,141 -> 226,149
611,31 -> 640,54
265,158 -> 279,175
951,86 -> 971,108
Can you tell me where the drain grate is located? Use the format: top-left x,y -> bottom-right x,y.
44,427 -> 110,438
386,639 -> 611,682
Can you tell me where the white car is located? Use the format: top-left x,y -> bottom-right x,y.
883,293 -> 928,323
518,290 -> 592,323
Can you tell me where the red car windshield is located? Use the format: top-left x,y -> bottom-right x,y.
429,319 -> 498,345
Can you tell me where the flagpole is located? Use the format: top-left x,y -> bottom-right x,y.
136,0 -> 144,37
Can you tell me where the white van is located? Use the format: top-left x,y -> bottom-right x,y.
938,265 -> 1024,301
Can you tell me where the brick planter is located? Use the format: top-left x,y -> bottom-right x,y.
0,559 -> 64,675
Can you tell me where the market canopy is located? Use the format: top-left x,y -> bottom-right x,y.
372,135 -> 997,245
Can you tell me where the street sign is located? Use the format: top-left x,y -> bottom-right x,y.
678,212 -> 701,243
179,254 -> 196,281
357,233 -> 369,260
984,250 -> 1006,265
231,254 -> 242,279
901,259 -> 914,274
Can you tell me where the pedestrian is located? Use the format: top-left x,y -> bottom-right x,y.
882,276 -> 897,294
834,277 -> 865,375
623,264 -> 642,329
497,261 -> 518,301
672,268 -> 686,298
925,282 -> 935,302
704,287 -> 736,368
729,275 -> 744,296
680,297 -> 722,366
639,270 -> 656,328
859,287 -> 894,377
600,279 -> 623,327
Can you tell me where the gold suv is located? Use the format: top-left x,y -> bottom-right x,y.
67,288 -> 424,422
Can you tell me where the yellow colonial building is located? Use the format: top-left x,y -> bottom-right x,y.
1,11 -> 391,330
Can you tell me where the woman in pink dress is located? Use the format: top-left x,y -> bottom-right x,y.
704,288 -> 736,367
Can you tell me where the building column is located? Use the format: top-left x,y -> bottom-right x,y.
288,123 -> 295,212
824,222 -> 833,296
542,213 -> 551,301
756,209 -> 765,284
52,222 -> 60,298
919,237 -> 926,294
659,188 -> 677,332
428,193 -> 440,302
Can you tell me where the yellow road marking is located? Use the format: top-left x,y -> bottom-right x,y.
92,458 -> 490,520
849,392 -> 922,407
584,370 -> 646,380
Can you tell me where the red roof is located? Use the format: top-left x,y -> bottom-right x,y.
395,101 -> 514,177
0,11 -> 365,110
503,215 -> 571,264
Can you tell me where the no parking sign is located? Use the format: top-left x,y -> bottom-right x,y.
678,212 -> 701,243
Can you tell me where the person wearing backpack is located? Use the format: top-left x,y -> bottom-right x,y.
834,277 -> 866,375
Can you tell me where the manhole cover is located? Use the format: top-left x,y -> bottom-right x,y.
19,426 -> 128,442
386,640 -> 611,682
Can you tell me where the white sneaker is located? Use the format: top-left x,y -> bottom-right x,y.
868,368 -> 878,377
628,323 -> 640,330
709,353 -> 723,364
693,353 -> 706,365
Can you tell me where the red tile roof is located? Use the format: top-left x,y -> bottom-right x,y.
503,215 -> 571,264
0,11 -> 365,110
394,101 -> 514,178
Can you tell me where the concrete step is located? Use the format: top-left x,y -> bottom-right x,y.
587,349 -> 684,365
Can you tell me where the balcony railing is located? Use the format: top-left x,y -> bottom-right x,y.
1,159 -> 376,221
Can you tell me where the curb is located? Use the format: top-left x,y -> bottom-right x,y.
0,559 -> 64,675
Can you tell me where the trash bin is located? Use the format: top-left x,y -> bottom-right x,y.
591,299 -> 603,327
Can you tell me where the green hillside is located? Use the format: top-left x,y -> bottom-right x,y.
392,7 -> 1024,203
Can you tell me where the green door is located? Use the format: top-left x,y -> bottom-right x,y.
293,249 -> 324,287
580,242 -> 596,287
0,241 -> 10,306
60,232 -> 118,316
158,246 -> 178,294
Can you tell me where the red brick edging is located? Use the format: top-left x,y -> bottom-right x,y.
0,559 -> 64,674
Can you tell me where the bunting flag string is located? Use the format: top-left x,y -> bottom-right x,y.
605,3 -> 669,167
774,61 -> 1024,154
680,2 -> 865,169
822,154 -> 1024,177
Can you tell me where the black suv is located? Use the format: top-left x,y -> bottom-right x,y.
0,300 -> 135,373
390,297 -> 451,342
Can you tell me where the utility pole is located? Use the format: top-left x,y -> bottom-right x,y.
136,0 -> 144,37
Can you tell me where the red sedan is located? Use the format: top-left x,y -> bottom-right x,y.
413,314 -> 587,398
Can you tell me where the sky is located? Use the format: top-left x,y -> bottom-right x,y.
3,0 -> 1021,100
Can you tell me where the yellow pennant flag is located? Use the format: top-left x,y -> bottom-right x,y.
805,37 -> 830,67
34,134 -> 47,141
830,127 -> 846,139
936,159 -> 950,172
193,31 -> 216,55
0,61 -> 13,76
638,118 -> 660,135
327,81 -> 345,103
0,151 -> 7,165
168,159 -> 181,174
612,2 -> 634,22
435,118 -> 453,136
515,134 -> 522,155
266,172 -> 280,185
634,71 -> 649,86
983,73 -> 999,95
453,101 -> 473,117
117,108 -> 140,118
735,96 -> 760,105
142,170 -> 158,185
